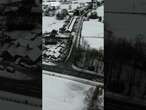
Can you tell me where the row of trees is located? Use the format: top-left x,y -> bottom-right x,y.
74,46 -> 104,73
105,29 -> 146,98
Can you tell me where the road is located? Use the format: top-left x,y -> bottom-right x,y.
64,15 -> 84,63
43,63 -> 103,82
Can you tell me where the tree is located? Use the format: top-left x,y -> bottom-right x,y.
50,30 -> 58,37
61,9 -> 68,16
56,11 -> 64,20
89,11 -> 98,19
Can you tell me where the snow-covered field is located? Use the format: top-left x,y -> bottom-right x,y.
82,19 -> 103,50
82,19 -> 103,37
43,72 -> 96,110
43,17 -> 65,33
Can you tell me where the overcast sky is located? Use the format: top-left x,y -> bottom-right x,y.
106,0 -> 146,12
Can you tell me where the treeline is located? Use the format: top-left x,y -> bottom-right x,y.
105,35 -> 146,69
74,46 -> 104,73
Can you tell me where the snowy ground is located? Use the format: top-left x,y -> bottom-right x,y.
81,19 -> 103,50
43,16 -> 65,33
96,5 -> 104,20
43,72 -> 97,110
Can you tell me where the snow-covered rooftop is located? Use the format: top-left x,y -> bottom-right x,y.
42,1 -> 61,7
